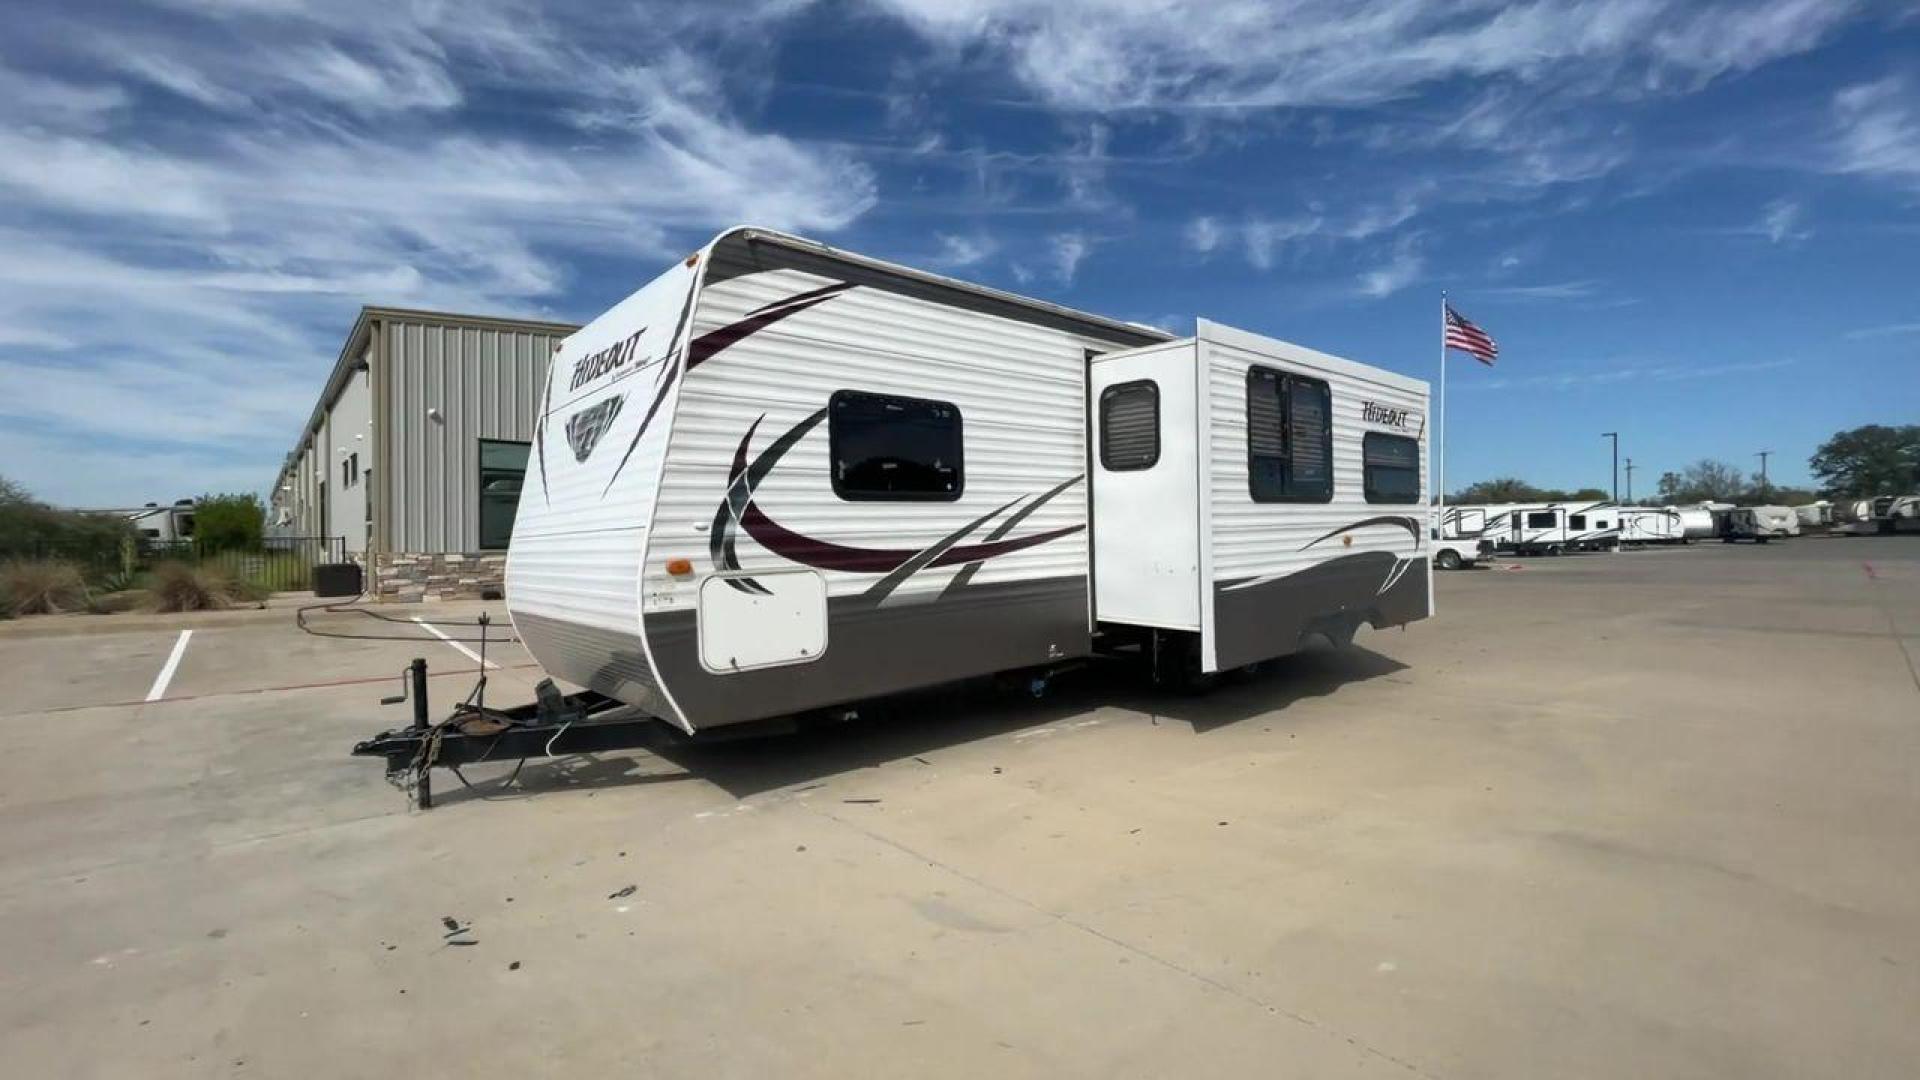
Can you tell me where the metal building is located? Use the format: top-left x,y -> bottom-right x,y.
271,306 -> 578,599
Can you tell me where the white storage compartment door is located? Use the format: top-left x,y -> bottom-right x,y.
698,570 -> 828,673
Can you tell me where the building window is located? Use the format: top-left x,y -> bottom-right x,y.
1247,366 -> 1333,502
1100,380 -> 1160,471
829,390 -> 963,501
1527,511 -> 1558,529
478,439 -> 531,549
1362,432 -> 1420,504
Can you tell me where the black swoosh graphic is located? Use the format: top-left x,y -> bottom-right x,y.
859,496 -> 1023,606
1301,515 -> 1422,550
940,474 -> 1084,598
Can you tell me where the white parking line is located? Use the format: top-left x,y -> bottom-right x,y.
146,630 -> 193,702
411,617 -> 498,669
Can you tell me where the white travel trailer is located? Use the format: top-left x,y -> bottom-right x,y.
1675,505 -> 1717,540
1440,500 -> 1616,555
1793,501 -> 1833,529
1839,494 -> 1920,534
1617,506 -> 1686,545
1722,506 -> 1793,542
123,500 -> 196,542
503,228 -> 1432,733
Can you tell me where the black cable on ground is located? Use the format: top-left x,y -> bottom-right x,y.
294,592 -> 523,644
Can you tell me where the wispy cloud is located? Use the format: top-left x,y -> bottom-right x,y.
1047,231 -> 1092,284
1357,239 -> 1424,298
1730,197 -> 1812,244
1472,280 -> 1603,301
1829,76 -> 1920,185
0,2 -> 877,502
1473,357 -> 1796,391
1843,322 -> 1920,340
1184,215 -> 1224,255
930,232 -> 999,267
867,1 -> 1862,113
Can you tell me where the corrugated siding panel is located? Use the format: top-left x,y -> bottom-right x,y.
383,318 -> 562,553
1207,336 -> 1428,584
652,267 -> 1118,614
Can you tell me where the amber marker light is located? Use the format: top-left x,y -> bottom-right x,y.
665,558 -> 694,577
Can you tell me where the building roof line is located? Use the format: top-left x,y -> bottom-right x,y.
272,305 -> 583,493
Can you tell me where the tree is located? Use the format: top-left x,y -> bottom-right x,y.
1568,487 -> 1609,501
1453,477 -> 1550,503
1657,459 -> 1746,503
1745,485 -> 1816,506
194,493 -> 264,553
1809,424 -> 1920,498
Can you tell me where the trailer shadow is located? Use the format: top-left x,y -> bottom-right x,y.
431,641 -> 1408,805
1117,642 -> 1409,734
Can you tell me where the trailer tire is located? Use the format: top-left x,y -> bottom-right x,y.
1435,549 -> 1462,571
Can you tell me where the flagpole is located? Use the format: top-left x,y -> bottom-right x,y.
1438,291 -> 1448,521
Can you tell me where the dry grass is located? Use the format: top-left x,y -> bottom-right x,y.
146,561 -> 266,612
1,558 -> 91,617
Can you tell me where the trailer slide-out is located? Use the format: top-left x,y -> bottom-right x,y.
353,227 -> 1433,801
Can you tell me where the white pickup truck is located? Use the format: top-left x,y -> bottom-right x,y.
1431,527 -> 1492,570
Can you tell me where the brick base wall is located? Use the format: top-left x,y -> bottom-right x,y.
370,552 -> 506,602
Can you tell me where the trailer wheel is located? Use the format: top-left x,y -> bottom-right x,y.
1435,549 -> 1462,571
1547,544 -> 1564,557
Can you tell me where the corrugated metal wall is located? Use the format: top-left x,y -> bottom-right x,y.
381,317 -> 571,553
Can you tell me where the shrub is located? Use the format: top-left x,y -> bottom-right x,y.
193,493 -> 265,554
147,561 -> 267,612
1,558 -> 91,616
0,474 -> 136,567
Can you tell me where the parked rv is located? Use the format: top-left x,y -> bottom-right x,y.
1793,501 -> 1833,530
501,228 -> 1432,733
121,500 -> 196,543
1838,494 -> 1920,535
1617,506 -> 1686,545
1722,506 -> 1792,542
1675,505 -> 1717,540
1440,500 -> 1617,555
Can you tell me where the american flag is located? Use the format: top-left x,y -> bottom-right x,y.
1444,304 -> 1498,365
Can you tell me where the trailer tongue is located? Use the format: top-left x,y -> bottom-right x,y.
350,659 -> 819,809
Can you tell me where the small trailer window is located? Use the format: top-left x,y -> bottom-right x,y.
830,390 -> 963,501
1100,380 -> 1159,471
1569,514 -> 1588,529
478,439 -> 531,549
1247,367 -> 1333,502
1526,511 -> 1558,529
1362,433 -> 1420,504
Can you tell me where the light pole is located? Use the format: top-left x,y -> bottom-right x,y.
1624,457 -> 1636,503
1602,432 -> 1619,503
1756,450 -> 1772,495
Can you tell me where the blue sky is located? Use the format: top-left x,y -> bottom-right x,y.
1,0 -> 1916,506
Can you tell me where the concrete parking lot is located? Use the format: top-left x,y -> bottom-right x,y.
1,538 -> 1915,1079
